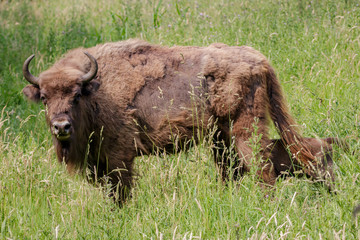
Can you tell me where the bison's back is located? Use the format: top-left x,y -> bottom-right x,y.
59,39 -> 269,113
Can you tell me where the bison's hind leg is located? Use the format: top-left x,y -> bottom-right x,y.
212,136 -> 249,182
212,125 -> 277,187
231,111 -> 278,186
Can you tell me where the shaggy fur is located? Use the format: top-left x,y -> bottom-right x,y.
23,39 -> 338,202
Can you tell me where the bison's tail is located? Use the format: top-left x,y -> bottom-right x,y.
266,66 -> 316,169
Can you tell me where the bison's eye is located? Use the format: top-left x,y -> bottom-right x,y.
40,95 -> 47,105
73,93 -> 82,104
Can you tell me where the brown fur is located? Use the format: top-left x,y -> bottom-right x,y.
268,138 -> 337,186
23,39 -> 338,202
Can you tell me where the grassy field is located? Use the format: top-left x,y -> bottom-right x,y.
1,0 -> 360,238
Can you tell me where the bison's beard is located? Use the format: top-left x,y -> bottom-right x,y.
53,131 -> 88,172
54,136 -> 71,163
52,122 -> 98,174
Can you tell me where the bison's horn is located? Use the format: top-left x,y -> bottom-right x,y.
23,54 -> 39,86
81,51 -> 98,84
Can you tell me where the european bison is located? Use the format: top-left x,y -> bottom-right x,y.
22,39 -> 336,202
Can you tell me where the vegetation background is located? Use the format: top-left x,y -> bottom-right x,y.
0,0 -> 359,238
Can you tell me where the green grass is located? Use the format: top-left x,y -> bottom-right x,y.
1,0 -> 360,238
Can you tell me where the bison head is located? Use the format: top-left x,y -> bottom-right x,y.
22,52 -> 100,143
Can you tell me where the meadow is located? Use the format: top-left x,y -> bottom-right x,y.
0,0 -> 360,238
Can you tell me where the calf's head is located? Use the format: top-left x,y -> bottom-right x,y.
22,52 -> 99,142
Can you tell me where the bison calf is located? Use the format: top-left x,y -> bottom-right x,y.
22,39 -> 336,203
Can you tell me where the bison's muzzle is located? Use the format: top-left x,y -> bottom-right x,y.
51,117 -> 72,141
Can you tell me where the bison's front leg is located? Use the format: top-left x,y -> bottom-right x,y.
88,153 -> 135,205
105,157 -> 135,204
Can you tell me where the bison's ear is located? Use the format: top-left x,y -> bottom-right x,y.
82,80 -> 100,96
23,85 -> 40,103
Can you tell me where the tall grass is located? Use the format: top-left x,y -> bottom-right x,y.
0,0 -> 359,238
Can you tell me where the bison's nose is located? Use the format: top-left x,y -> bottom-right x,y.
52,120 -> 72,140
